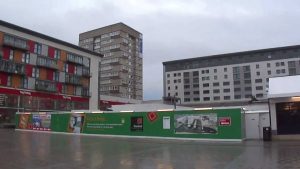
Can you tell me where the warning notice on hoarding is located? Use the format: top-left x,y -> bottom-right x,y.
219,117 -> 231,126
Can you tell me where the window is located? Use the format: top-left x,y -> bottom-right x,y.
168,87 -> 170,90
223,88 -> 230,93
233,67 -> 240,73
256,94 -> 264,98
22,53 -> 30,63
245,94 -> 252,98
53,72 -> 59,81
184,85 -> 190,89
281,69 -> 286,73
255,79 -> 262,83
244,72 -> 251,79
214,69 -> 217,73
184,98 -> 190,102
245,87 -> 252,91
243,65 -> 250,72
174,73 -> 177,77
203,83 -> 209,87
234,81 -> 240,85
193,84 -> 199,88
276,69 -> 280,74
184,92 -> 190,95
201,70 -> 205,74
213,82 -> 219,87
234,88 -> 241,92
256,64 -> 259,69
168,93 -> 170,96
289,68 -> 296,75
281,62 -> 285,66
175,86 -> 178,90
256,72 -> 260,76
214,76 -> 217,80
9,49 -> 14,60
233,74 -> 240,80
224,67 -> 227,72
203,90 -> 210,94
22,77 -> 28,89
244,79 -> 251,84
234,95 -> 241,99
205,70 -> 209,73
203,97 -> 210,101
167,80 -> 170,84
7,76 -> 12,86
276,62 -> 280,67
224,74 -> 228,79
213,89 -> 220,93
174,80 -> 177,83
193,98 -> 200,101
32,67 -> 36,77
184,79 -> 189,83
34,43 -> 42,54
214,96 -> 220,101
54,49 -> 61,59
193,71 -> 199,76
35,68 -> 40,78
193,78 -> 199,83
267,63 -> 271,67
193,91 -> 200,94
64,64 -> 69,73
177,73 -> 181,77
183,72 -> 189,77
167,74 -> 170,78
223,82 -> 230,86
256,86 -> 263,90
268,70 -> 271,75
288,61 -> 296,67
224,96 -> 231,100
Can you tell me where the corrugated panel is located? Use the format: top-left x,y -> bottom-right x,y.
0,73 -> 8,86
27,77 -> 35,89
67,85 -> 74,95
12,75 -> 21,88
41,44 -> 48,56
29,53 -> 37,65
48,46 -> 55,58
27,40 -> 35,53
47,69 -> 54,80
2,47 -> 10,60
57,60 -> 64,71
39,68 -> 47,80
60,50 -> 67,61
25,64 -> 33,77
59,72 -> 65,83
0,32 -> 3,46
14,50 -> 23,63
80,77 -> 89,88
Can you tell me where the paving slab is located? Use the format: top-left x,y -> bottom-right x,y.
1,129 -> 300,169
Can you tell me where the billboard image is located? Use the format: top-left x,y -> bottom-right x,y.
174,114 -> 218,134
18,114 -> 30,129
32,114 -> 51,131
131,116 -> 143,131
68,113 -> 85,133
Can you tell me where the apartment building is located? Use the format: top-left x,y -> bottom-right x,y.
0,20 -> 102,125
79,23 -> 143,105
163,45 -> 300,106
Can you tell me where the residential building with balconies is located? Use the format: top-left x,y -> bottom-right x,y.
0,20 -> 102,125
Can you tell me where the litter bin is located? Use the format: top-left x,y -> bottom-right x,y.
263,127 -> 272,141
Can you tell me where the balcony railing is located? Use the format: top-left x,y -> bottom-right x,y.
67,53 -> 83,65
37,56 -> 58,69
3,34 -> 29,50
82,88 -> 91,97
65,73 -> 82,85
0,59 -> 25,75
35,79 -> 57,92
82,67 -> 92,77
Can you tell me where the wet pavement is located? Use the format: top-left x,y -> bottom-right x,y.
1,129 -> 300,169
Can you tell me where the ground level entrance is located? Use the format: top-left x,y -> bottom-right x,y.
276,102 -> 300,135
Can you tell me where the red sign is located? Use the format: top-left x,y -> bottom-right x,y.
219,117 -> 231,126
147,112 -> 158,122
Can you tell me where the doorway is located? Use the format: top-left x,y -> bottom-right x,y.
276,102 -> 300,135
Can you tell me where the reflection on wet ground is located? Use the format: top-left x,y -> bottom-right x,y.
1,129 -> 300,169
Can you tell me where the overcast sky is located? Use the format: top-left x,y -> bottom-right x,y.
1,0 -> 300,100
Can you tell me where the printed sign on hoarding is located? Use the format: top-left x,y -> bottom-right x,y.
32,114 -> 51,131
18,114 -> 30,129
174,114 -> 218,134
68,113 -> 85,133
219,117 -> 231,126
131,116 -> 143,131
